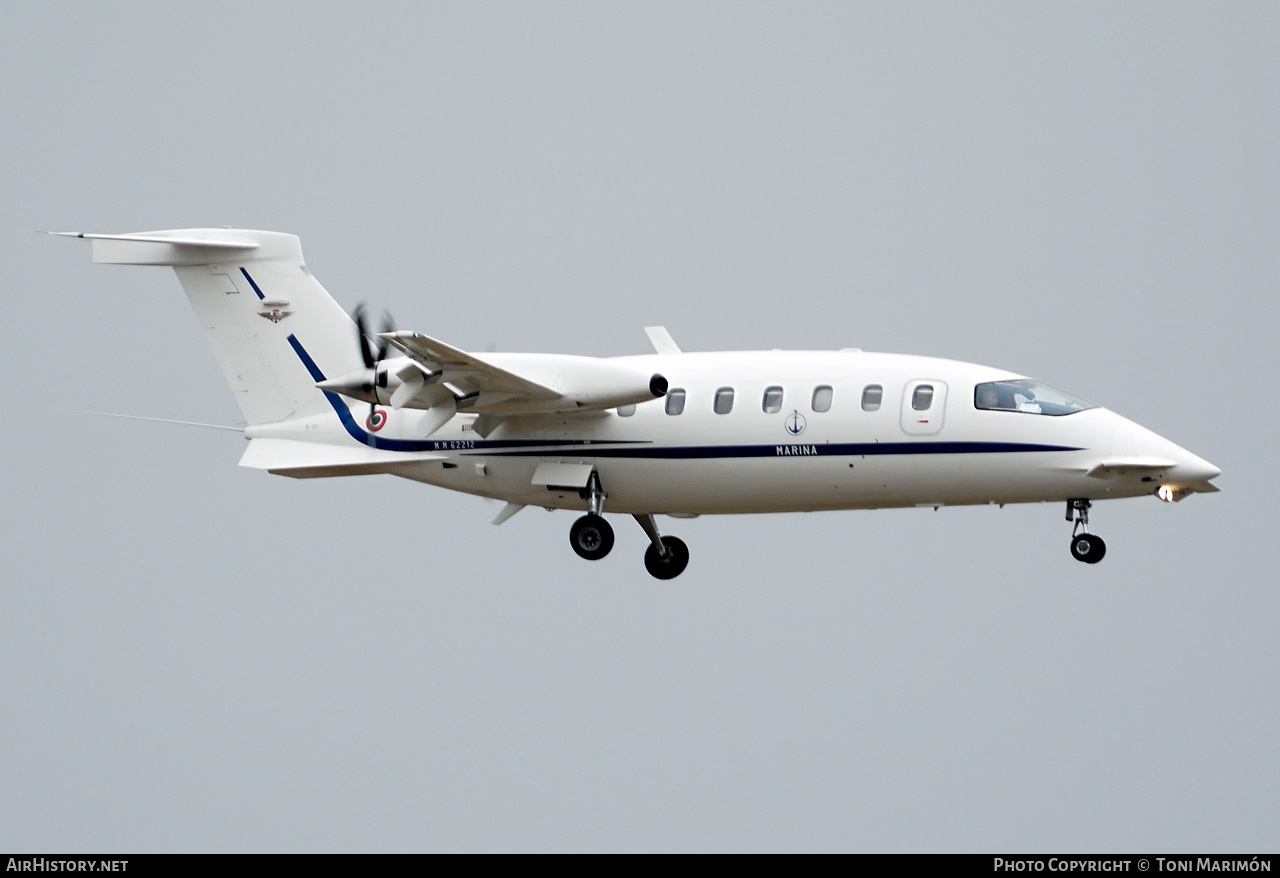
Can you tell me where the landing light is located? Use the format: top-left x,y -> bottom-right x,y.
1157,485 -> 1176,503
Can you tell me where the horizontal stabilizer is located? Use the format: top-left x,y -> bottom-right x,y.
51,231 -> 259,248
52,230 -> 264,265
239,438 -> 445,479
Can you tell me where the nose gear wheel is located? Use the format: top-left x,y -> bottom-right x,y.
1066,499 -> 1106,564
1070,533 -> 1106,564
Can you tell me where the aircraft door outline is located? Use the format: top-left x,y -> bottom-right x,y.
900,379 -> 947,436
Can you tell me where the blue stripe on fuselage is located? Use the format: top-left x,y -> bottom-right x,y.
462,441 -> 1081,459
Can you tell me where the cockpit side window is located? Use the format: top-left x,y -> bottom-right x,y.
974,379 -> 1097,416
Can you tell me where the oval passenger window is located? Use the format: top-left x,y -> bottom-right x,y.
861,384 -> 882,411
762,386 -> 784,413
665,389 -> 686,416
812,385 -> 833,413
714,387 -> 735,415
912,385 -> 934,411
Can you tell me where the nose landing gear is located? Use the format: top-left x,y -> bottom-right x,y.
1066,499 -> 1106,564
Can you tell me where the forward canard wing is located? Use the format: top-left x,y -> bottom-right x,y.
1084,458 -> 1179,479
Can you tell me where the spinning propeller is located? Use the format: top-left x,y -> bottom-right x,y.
353,303 -> 395,426
353,303 -> 396,372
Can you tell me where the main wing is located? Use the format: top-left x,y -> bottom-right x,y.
378,330 -> 668,417
381,331 -> 560,407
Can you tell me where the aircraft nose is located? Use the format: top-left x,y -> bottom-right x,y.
1176,456 -> 1221,483
1110,415 -> 1220,486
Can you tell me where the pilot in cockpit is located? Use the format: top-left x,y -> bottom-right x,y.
975,379 -> 1097,416
977,383 -> 1042,413
977,385 -> 1020,411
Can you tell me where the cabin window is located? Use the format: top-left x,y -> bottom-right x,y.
762,386 -> 784,413
617,404 -> 636,417
912,385 -> 934,411
811,385 -> 833,413
973,379 -> 1097,416
861,384 -> 883,411
714,387 -> 735,415
665,389 -> 686,415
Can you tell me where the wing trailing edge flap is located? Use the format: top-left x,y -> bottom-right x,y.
239,437 -> 445,479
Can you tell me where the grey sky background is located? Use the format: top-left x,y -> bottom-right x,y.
2,2 -> 1276,852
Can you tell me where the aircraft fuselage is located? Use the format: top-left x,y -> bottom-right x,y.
268,349 -> 1217,516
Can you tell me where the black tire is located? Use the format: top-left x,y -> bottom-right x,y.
1070,533 -> 1107,564
570,514 -> 614,560
644,536 -> 689,580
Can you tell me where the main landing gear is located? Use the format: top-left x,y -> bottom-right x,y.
567,473 -> 690,579
569,472 -> 615,561
634,513 -> 690,580
1066,498 -> 1106,564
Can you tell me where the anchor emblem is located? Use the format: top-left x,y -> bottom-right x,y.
785,411 -> 806,436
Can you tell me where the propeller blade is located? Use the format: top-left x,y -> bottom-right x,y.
353,304 -> 376,369
376,310 -> 396,362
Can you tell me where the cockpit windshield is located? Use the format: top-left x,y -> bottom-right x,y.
973,379 -> 1097,416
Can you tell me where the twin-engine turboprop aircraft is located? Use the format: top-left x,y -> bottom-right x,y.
60,228 -> 1221,579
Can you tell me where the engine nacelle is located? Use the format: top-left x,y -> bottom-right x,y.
317,353 -> 665,415
472,353 -> 666,413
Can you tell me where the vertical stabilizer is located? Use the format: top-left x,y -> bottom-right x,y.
61,229 -> 363,426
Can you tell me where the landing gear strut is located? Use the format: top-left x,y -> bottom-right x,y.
566,473 -> 690,578
1066,498 -> 1106,564
634,514 -> 689,580
569,472 -> 614,560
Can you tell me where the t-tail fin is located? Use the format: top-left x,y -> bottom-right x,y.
58,229 -> 363,426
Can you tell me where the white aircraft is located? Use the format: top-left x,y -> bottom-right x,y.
60,228 -> 1221,579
